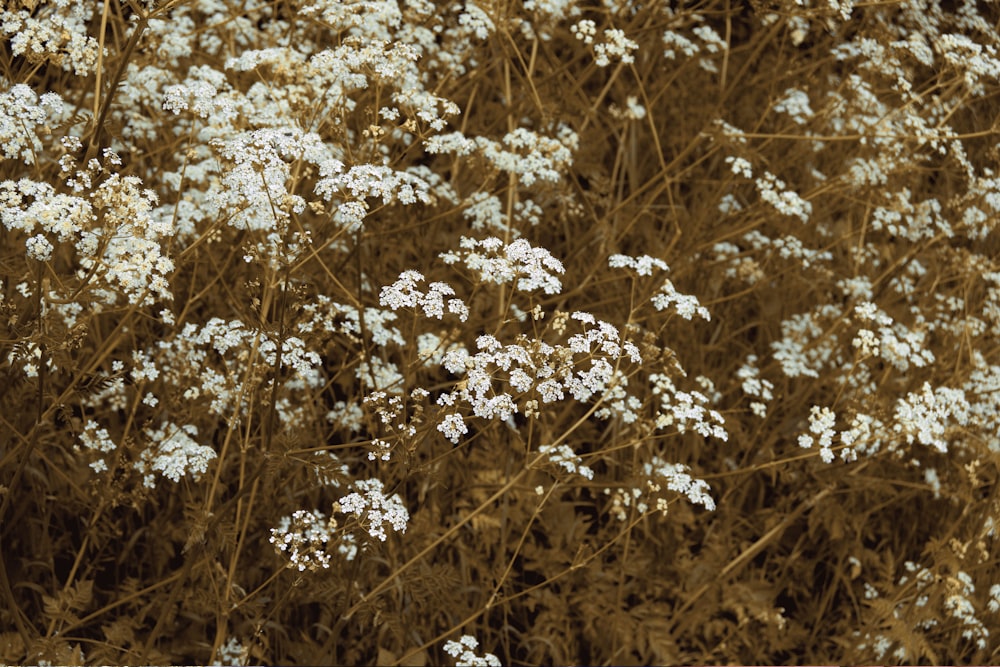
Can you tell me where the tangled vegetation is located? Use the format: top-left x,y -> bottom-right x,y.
2,0 -> 1000,664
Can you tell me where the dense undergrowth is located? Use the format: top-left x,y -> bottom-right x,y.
1,0 -> 1000,664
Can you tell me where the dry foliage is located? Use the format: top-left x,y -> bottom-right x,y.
1,0 -> 1000,664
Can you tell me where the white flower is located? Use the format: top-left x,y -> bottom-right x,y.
140,422 -> 217,488
25,234 -> 53,261
441,237 -> 565,295
594,28 -> 638,67
608,254 -> 668,276
438,413 -> 468,443
380,271 -> 469,321
539,443 -> 594,480
443,635 -> 502,667
270,509 -> 338,571
571,19 -> 596,44
338,478 -> 410,541
652,279 -> 711,321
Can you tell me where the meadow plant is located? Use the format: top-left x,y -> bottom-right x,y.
1,0 -> 1000,664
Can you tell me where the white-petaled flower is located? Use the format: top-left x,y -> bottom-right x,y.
338,478 -> 410,541
458,2 -> 495,39
379,271 -> 470,322
893,382 -> 970,453
594,28 -> 638,67
737,355 -> 774,417
269,509 -> 337,572
138,422 -> 217,488
643,457 -> 716,511
2,3 -> 99,75
652,279 -> 711,321
443,635 -> 502,667
438,412 -> 468,443
798,405 -> 838,463
539,443 -> 594,480
25,234 -> 53,261
726,156 -> 753,178
774,88 -> 815,125
426,127 -> 575,187
213,636 -> 249,666
650,374 -> 728,441
608,253 -> 668,276
441,237 -> 565,295
571,19 -> 596,44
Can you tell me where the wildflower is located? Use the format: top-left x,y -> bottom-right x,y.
443,635 -> 502,667
137,422 -> 217,488
338,478 -> 410,541
270,510 -> 337,572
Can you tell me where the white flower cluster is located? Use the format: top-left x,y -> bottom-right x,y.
441,236 -> 565,295
77,420 -> 117,473
755,171 -> 813,223
724,157 -> 812,222
892,382 -> 970,453
771,305 -> 843,379
210,129 -> 311,233
608,253 -> 668,276
270,509 -> 337,572
773,88 -> 815,125
338,478 -> 410,542
1,178 -> 90,248
737,355 -> 774,418
85,173 -> 175,305
870,190 -> 952,242
663,22 -> 728,70
0,168 -> 174,305
437,412 -> 469,444
458,2 -> 496,40
298,0 -> 402,38
988,583 -> 1000,614
161,65 -> 236,120
571,19 -> 597,44
435,312 -> 642,435
594,28 -> 639,67
651,279 -> 711,321
379,270 -> 469,321
155,318 -> 324,419
315,161 -> 435,213
643,456 -> 716,511
859,562 -> 991,659
298,295 -> 406,349
796,405 -> 845,463
538,443 -> 595,481
741,230 -> 833,270
608,95 -> 647,121
650,374 -> 728,441
604,486 -> 650,521
711,241 -> 764,284
663,30 -> 700,60
443,635 -> 502,667
213,636 -> 249,667
1,0 -> 100,75
726,156 -> 753,179
852,301 -> 935,372
943,570 -> 991,649
0,85 -> 64,164
426,127 -> 577,187
138,422 -> 217,489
